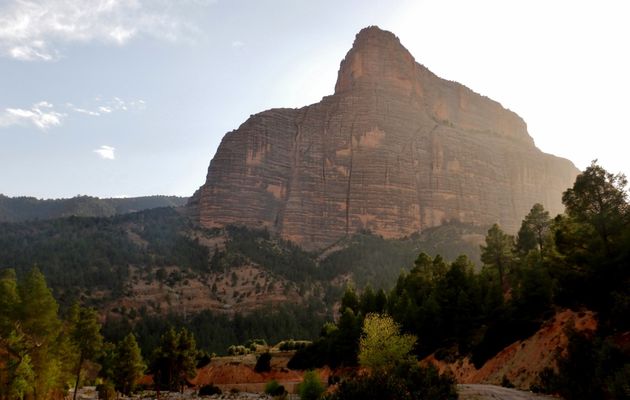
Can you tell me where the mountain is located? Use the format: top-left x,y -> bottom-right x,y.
0,194 -> 188,222
190,26 -> 578,250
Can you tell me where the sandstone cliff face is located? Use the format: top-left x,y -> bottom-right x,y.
191,26 -> 578,250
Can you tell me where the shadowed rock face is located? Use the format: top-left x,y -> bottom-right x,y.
190,26 -> 578,250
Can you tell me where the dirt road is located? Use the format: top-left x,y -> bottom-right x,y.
458,384 -> 558,400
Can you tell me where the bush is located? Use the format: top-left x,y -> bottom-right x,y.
326,363 -> 457,400
227,345 -> 249,355
501,375 -> 515,388
255,352 -> 272,373
264,380 -> 286,397
279,339 -> 311,351
326,372 -> 407,400
198,384 -> 222,396
196,350 -> 213,368
247,338 -> 268,347
298,370 -> 325,400
96,382 -> 116,400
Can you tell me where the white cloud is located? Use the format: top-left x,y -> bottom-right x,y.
0,102 -> 65,129
109,26 -> 136,45
9,41 -> 58,61
94,145 -> 115,160
0,96 -> 146,130
93,97 -> 146,114
70,97 -> 147,116
231,40 -> 244,48
73,107 -> 100,116
0,0 -> 204,61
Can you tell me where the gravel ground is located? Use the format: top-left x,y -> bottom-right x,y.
77,384 -> 558,399
458,384 -> 559,400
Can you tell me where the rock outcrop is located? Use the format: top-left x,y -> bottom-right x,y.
190,26 -> 578,250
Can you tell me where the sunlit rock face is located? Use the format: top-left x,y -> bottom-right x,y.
190,26 -> 578,250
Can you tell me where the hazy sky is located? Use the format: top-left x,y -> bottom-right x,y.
1,0 -> 628,199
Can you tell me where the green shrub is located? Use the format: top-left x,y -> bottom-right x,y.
255,352 -> 272,373
279,339 -> 311,351
198,384 -> 222,396
264,380 -> 286,397
298,370 -> 325,400
96,382 -> 116,400
247,338 -> 268,347
501,375 -> 515,388
227,345 -> 249,355
326,363 -> 457,400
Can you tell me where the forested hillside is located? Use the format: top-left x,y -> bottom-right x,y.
0,208 -> 486,309
0,194 -> 188,222
0,200 -> 487,361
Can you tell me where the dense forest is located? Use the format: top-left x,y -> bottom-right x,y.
0,203 -> 486,309
0,267 -> 205,398
289,162 -> 630,399
0,194 -> 188,222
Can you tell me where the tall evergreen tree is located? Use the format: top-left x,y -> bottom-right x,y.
69,305 -> 103,400
516,203 -> 551,257
17,268 -> 62,400
113,333 -> 145,395
359,285 -> 377,315
0,269 -> 35,400
152,327 -> 197,392
340,286 -> 360,314
0,269 -> 19,337
480,224 -> 515,289
562,160 -> 629,256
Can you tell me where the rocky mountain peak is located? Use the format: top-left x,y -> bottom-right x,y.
335,26 -> 417,94
191,27 -> 578,250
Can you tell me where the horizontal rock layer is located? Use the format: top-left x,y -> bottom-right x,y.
190,26 -> 578,250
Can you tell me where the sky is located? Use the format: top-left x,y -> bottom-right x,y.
1,0 -> 629,199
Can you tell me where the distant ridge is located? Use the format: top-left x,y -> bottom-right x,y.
0,194 -> 188,222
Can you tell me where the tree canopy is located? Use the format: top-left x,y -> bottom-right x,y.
358,313 -> 416,372
69,305 -> 103,400
151,327 -> 198,393
480,224 -> 514,287
113,333 -> 145,395
562,160 -> 629,256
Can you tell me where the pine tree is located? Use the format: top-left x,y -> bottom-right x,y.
340,286 -> 359,314
175,328 -> 197,393
0,269 -> 19,336
0,269 -> 35,400
516,203 -> 551,257
69,305 -> 103,400
562,160 -> 629,256
152,327 -> 197,392
17,268 -> 62,400
480,224 -> 515,289
114,333 -> 145,395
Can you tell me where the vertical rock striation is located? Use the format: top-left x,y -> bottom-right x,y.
190,26 -> 578,250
